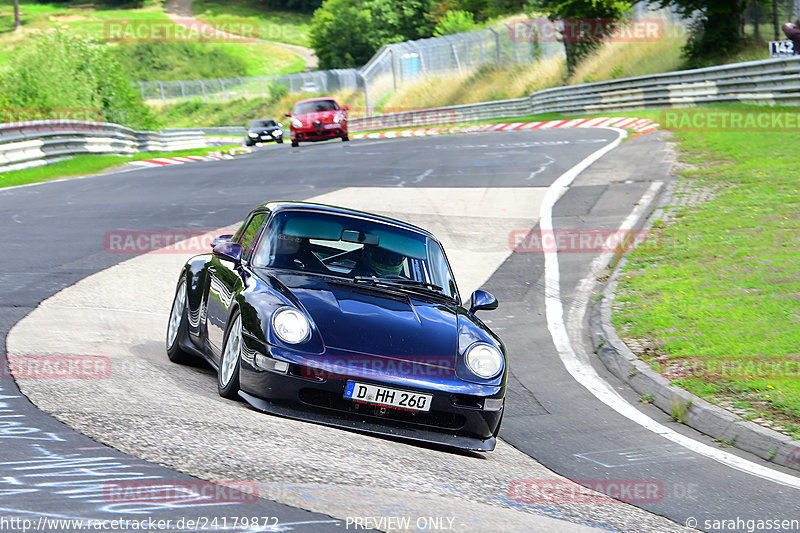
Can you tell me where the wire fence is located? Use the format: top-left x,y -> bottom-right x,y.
136,3 -> 688,109
136,22 -> 564,107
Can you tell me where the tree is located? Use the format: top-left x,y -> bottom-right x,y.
533,0 -> 633,74
647,0 -> 747,67
13,0 -> 21,32
433,10 -> 476,36
0,32 -> 156,128
310,0 -> 435,69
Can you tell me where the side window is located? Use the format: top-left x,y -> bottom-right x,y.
235,213 -> 268,257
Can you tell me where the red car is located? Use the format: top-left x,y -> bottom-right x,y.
285,97 -> 349,147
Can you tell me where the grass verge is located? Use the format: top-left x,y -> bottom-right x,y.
611,105 -> 800,438
0,145 -> 239,189
0,0 -> 308,78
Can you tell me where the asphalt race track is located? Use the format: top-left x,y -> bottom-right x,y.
1,130 -> 799,533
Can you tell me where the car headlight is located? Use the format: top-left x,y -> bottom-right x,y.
248,132 -> 258,137
465,343 -> 503,379
290,118 -> 303,128
333,114 -> 342,124
272,130 -> 282,137
272,307 -> 310,344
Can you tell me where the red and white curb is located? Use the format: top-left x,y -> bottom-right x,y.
351,117 -> 659,140
207,137 -> 245,145
129,154 -> 233,168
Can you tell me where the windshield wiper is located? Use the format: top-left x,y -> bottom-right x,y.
353,277 -> 449,298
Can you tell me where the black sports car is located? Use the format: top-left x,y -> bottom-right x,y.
245,119 -> 284,146
166,202 -> 507,451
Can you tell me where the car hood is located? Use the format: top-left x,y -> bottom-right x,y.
264,271 -> 458,361
250,126 -> 280,133
295,111 -> 340,124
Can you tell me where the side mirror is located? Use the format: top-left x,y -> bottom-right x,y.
210,234 -> 233,250
285,112 -> 292,117
343,105 -> 349,111
213,241 -> 243,265
469,289 -> 498,314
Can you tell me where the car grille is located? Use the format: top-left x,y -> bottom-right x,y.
298,388 -> 465,430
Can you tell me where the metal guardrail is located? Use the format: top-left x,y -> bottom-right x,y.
349,98 -> 532,132
531,56 -> 800,114
348,56 -> 800,130
6,55 -> 800,172
0,120 -> 207,173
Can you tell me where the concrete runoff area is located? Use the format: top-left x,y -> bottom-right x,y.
7,182 -> 690,532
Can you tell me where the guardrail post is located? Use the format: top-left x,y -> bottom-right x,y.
460,34 -> 471,67
219,78 -> 226,102
200,80 -> 207,103
179,80 -> 185,100
359,72 -> 371,115
158,81 -> 165,102
505,24 -> 518,63
138,82 -> 145,101
487,27 -> 500,65
390,47 -> 397,90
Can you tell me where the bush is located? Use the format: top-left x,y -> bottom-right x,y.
113,43 -> 250,82
310,0 -> 435,69
433,10 -> 475,36
1,32 -> 156,129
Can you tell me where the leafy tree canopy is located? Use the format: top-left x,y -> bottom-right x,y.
531,0 -> 633,73
310,0 -> 435,69
647,0 -> 746,66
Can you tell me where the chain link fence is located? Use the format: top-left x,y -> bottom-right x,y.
136,3 -> 688,109
136,69 -> 362,104
136,23 -> 564,107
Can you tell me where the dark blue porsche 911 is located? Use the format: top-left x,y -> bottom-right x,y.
166,202 -> 507,451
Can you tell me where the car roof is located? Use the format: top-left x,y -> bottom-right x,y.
293,97 -> 338,104
254,201 -> 436,240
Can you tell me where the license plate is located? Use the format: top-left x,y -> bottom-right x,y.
324,124 -> 339,130
344,382 -> 432,412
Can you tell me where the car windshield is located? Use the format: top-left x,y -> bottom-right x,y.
293,100 -> 339,114
250,119 -> 276,128
251,210 -> 458,299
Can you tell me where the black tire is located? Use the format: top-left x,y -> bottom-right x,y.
166,278 -> 195,364
291,140 -> 299,147
245,139 -> 253,147
342,135 -> 349,142
277,138 -> 284,144
217,310 -> 243,400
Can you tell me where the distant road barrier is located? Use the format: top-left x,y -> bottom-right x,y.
350,56 -> 800,131
0,120 -> 207,173
5,56 -> 800,172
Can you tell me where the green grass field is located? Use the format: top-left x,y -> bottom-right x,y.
0,0 -> 309,78
0,145 -> 239,189
192,0 -> 312,47
611,106 -> 800,437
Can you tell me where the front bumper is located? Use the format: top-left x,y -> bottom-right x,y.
290,125 -> 346,142
239,357 -> 503,451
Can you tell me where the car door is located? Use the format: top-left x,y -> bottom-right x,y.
206,211 -> 268,360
